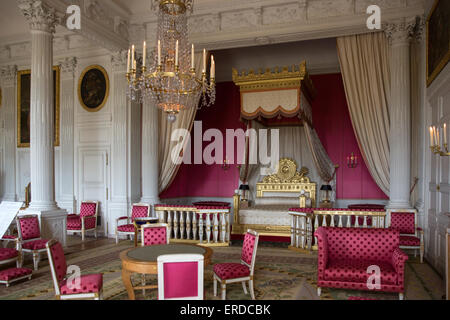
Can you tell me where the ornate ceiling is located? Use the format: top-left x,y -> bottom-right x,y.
0,0 -> 426,64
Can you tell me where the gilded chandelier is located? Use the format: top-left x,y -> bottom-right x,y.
126,0 -> 216,122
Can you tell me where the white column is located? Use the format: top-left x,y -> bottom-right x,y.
19,0 -> 67,245
0,65 -> 18,201
19,0 -> 59,211
141,98 -> 160,207
385,18 -> 416,209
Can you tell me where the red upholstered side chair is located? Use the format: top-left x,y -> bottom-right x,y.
115,203 -> 151,244
16,214 -> 49,271
141,223 -> 169,246
67,201 -> 99,241
213,229 -> 259,300
388,209 -> 424,263
0,248 -> 21,269
157,254 -> 204,300
46,239 -> 103,300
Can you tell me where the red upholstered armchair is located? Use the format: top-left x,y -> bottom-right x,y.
67,201 -> 99,241
388,209 -> 424,263
115,203 -> 151,244
314,227 -> 408,300
46,239 -> 103,300
16,214 -> 50,270
213,229 -> 259,300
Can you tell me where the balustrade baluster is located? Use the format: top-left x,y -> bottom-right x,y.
180,211 -> 185,239
213,213 -> 219,243
206,213 -> 212,243
198,212 -> 204,243
338,215 -> 343,227
167,211 -> 173,239
186,211 -> 191,239
193,212 -> 198,240
363,215 -> 368,228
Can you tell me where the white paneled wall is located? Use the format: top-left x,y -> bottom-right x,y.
424,62 -> 450,275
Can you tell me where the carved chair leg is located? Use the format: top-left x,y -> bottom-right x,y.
399,293 -> 404,300
116,233 -> 119,244
242,281 -> 248,295
213,277 -> 217,296
221,283 -> 226,300
33,252 -> 40,271
420,245 -> 424,263
249,279 -> 255,300
82,231 -> 85,242
317,287 -> 322,297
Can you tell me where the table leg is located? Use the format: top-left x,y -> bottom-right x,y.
122,269 -> 135,300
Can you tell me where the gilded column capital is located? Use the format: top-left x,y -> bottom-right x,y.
0,65 -> 18,87
383,17 -> 417,47
17,0 -> 60,34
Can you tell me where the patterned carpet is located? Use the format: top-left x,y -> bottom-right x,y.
0,236 -> 445,300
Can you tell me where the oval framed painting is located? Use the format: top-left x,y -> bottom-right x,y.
78,65 -> 110,112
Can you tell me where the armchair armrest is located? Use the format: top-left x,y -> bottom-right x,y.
67,214 -> 78,218
116,216 -> 129,221
314,227 -> 329,279
391,248 -> 408,285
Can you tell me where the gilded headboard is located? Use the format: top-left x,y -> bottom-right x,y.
256,158 -> 317,207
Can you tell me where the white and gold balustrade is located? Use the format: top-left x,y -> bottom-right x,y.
154,205 -> 230,246
288,208 -> 387,251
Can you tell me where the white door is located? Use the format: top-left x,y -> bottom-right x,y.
78,148 -> 109,236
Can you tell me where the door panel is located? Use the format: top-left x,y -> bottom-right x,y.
78,148 -> 109,235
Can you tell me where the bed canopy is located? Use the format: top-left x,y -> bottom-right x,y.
232,61 -> 338,203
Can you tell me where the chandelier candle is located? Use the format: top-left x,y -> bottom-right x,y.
126,0 -> 216,123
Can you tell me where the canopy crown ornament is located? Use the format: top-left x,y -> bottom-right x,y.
127,0 -> 215,123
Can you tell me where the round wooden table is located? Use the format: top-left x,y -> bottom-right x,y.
120,244 -> 213,300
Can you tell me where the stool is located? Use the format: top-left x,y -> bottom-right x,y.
0,268 -> 33,287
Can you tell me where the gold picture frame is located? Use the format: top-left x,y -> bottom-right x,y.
426,0 -> 450,87
17,66 -> 60,148
78,65 -> 110,112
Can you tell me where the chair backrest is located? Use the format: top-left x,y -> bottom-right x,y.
141,223 -> 169,246
320,227 -> 399,262
389,211 -> 416,235
131,203 -> 150,222
16,215 -> 41,241
46,239 -> 68,296
157,254 -> 204,300
79,201 -> 98,217
240,229 -> 259,274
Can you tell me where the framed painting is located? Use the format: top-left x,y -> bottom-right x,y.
78,65 -> 109,112
17,66 -> 60,148
426,0 -> 450,87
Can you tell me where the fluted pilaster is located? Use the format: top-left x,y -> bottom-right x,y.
0,66 -> 18,201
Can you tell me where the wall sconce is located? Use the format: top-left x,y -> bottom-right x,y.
347,152 -> 358,168
222,159 -> 231,171
429,124 -> 449,156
